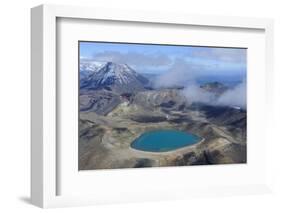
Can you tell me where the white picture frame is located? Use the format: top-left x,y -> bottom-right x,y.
31,4 -> 274,208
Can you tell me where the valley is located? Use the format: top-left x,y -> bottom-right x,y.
79,61 -> 247,170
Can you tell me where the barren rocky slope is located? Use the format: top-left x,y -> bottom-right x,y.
79,89 -> 246,170
79,62 -> 246,170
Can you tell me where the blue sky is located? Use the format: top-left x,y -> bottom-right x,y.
79,41 -> 246,82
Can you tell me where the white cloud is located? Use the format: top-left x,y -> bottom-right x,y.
153,58 -> 202,88
190,48 -> 247,63
181,83 -> 216,105
217,81 -> 246,109
93,51 -> 172,67
179,81 -> 247,109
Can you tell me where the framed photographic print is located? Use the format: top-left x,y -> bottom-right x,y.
31,4 -> 274,208
78,41 -> 247,170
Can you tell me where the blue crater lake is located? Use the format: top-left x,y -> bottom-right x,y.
131,130 -> 202,152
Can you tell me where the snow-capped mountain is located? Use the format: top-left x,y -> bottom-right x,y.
80,61 -> 107,79
80,61 -> 149,93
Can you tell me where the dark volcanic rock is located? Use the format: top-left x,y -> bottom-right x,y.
134,158 -> 155,168
203,143 -> 246,164
196,104 -> 246,128
160,100 -> 176,108
130,115 -> 167,123
174,151 -> 210,166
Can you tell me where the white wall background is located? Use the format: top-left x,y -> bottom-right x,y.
0,0 -> 280,212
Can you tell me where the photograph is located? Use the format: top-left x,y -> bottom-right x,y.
78,41 -> 247,170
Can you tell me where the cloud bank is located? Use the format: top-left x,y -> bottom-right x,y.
80,46 -> 246,76
151,58 -> 246,109
181,84 -> 216,105
189,47 -> 247,63
180,82 -> 246,109
217,81 -> 246,109
92,50 -> 172,67
153,58 -> 202,88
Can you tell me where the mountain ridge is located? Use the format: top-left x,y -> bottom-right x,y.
80,61 -> 149,93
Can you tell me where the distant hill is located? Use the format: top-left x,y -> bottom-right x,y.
200,81 -> 228,94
